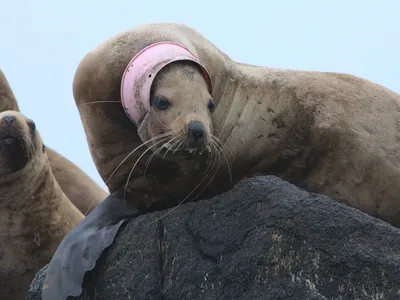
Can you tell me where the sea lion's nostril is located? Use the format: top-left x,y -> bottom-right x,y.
188,121 -> 205,141
2,116 -> 16,127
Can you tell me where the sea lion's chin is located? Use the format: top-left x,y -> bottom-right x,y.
0,137 -> 29,174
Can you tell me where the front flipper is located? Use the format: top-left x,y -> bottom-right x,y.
42,194 -> 140,300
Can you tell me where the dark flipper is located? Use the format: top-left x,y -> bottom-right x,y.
42,194 -> 140,300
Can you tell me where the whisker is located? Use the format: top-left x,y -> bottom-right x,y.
144,135 -> 180,176
201,143 -> 219,184
25,135 -> 35,152
148,143 -> 220,225
79,101 -> 121,107
104,131 -> 173,186
211,135 -> 233,158
84,133 -> 174,216
189,141 -> 223,203
172,138 -> 186,155
151,107 -> 168,128
163,135 -> 183,158
143,146 -> 163,177
123,136 -> 172,202
203,140 -> 216,175
211,136 -> 233,184
191,155 -> 221,203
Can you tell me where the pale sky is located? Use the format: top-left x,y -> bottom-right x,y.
1,0 -> 399,188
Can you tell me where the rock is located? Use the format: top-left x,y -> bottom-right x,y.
26,265 -> 48,300
27,176 -> 400,300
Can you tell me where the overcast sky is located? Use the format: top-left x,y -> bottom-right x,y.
1,0 -> 399,188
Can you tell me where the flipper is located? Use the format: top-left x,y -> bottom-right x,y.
42,194 -> 140,300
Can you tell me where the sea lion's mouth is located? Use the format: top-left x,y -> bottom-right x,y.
0,136 -> 29,174
156,142 -> 212,159
0,136 -> 25,149
163,142 -> 211,154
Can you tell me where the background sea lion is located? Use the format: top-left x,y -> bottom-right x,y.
46,149 -> 107,214
43,22 -> 400,299
0,68 -> 108,214
0,110 -> 84,300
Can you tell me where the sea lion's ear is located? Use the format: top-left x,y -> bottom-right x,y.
42,144 -> 46,153
120,42 -> 212,126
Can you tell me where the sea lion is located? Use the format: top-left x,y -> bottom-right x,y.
0,68 -> 108,214
0,110 -> 84,300
43,22 -> 400,299
74,23 -> 400,222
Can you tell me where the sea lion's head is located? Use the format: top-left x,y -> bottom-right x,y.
74,40 -> 218,199
0,110 -> 45,177
138,60 -> 214,158
121,42 -> 214,160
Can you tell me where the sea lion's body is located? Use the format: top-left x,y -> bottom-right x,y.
73,23 -> 400,226
0,110 -> 83,300
0,69 -> 108,214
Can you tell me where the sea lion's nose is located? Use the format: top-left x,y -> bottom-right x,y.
188,121 -> 205,141
2,116 -> 16,127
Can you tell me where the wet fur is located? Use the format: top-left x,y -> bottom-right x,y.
73,23 -> 400,226
0,111 -> 83,300
0,69 -> 108,214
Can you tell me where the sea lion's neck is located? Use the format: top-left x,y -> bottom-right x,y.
0,158 -> 81,253
213,61 -> 287,138
0,159 -> 64,211
210,62 -> 297,183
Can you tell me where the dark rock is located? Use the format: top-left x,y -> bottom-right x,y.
26,264 -> 48,300
27,176 -> 400,300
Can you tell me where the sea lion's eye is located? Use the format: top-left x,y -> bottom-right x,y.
155,97 -> 169,110
208,99 -> 215,112
27,120 -> 36,132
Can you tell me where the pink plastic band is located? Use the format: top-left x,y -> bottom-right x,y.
120,41 -> 213,125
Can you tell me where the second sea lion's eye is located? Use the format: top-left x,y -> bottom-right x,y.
27,120 -> 36,132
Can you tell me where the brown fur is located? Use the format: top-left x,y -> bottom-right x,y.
73,23 -> 400,226
45,148 -> 107,214
0,110 -> 83,300
0,68 -> 108,214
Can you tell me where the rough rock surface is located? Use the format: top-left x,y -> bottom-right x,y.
27,176 -> 400,300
